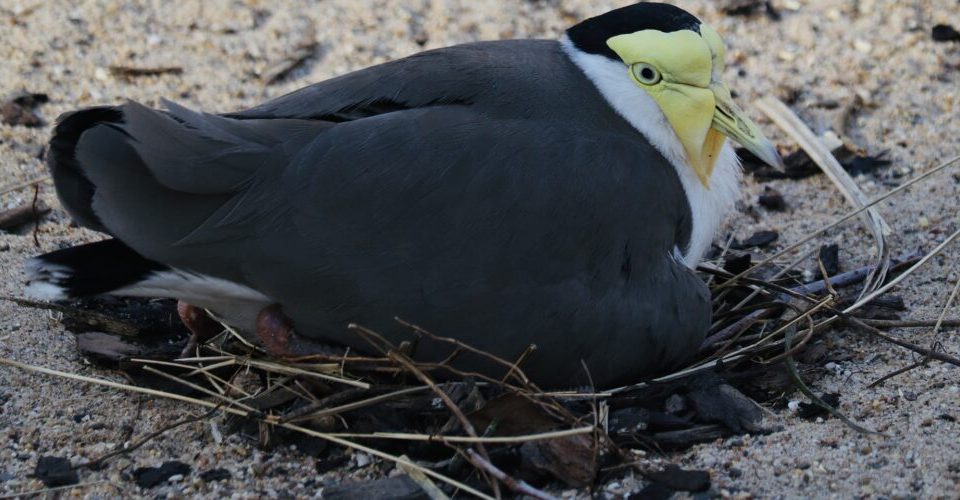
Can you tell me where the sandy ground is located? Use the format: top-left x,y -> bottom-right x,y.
1,0 -> 959,497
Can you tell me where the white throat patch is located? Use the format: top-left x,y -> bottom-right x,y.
559,36 -> 742,267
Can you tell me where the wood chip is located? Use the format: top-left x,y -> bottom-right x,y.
260,23 -> 317,85
108,65 -> 184,78
0,200 -> 49,230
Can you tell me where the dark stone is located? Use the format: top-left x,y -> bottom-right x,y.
0,93 -> 48,127
818,244 -> 840,277
731,230 -> 779,250
797,393 -> 841,420
322,476 -> 428,500
199,468 -> 231,482
646,464 -> 711,492
843,152 -> 892,176
132,460 -> 191,488
636,482 -> 674,500
932,24 -> 960,42
758,186 -> 787,211
723,253 -> 752,275
33,456 -> 78,487
316,452 -> 350,474
688,383 -> 763,433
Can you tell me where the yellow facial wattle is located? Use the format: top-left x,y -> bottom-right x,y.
606,25 -> 782,187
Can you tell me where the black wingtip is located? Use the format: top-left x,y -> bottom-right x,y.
25,239 -> 167,300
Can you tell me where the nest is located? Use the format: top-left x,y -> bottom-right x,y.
5,98 -> 960,498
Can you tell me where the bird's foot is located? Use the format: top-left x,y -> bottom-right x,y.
255,304 -> 341,358
177,301 -> 224,358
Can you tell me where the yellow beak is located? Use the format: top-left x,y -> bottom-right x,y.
709,82 -> 784,173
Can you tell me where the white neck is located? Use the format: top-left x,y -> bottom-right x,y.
559,36 -> 741,267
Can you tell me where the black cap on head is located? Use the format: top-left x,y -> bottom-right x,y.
566,2 -> 702,61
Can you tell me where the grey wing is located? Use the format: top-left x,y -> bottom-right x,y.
57,98 -> 703,387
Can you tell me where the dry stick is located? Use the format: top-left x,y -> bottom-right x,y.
0,357 -> 250,416
388,351 -> 501,499
867,271 -> 960,386
283,386 -> 430,423
0,481 -> 113,500
140,365 -> 261,414
845,317 -> 960,368
396,317 -> 537,388
278,422 -> 494,500
0,357 -> 495,500
464,450 -> 557,500
714,153 -> 960,291
867,360 -> 927,389
0,200 -> 49,230
500,344 -> 537,384
756,97 -> 891,301
784,315 -> 881,435
398,454 -> 450,500
840,226 -> 960,315
324,427 -> 595,444
792,250 -> 923,296
75,407 -> 221,470
0,175 -> 50,197
392,319 -> 580,424
860,318 -> 960,329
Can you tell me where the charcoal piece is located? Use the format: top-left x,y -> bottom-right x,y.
322,476 -> 428,500
132,461 -> 191,488
797,393 -> 841,420
758,186 -> 787,211
817,244 -> 840,277
731,230 -> 779,250
33,456 -> 78,487
199,468 -> 231,482
645,464 -> 711,492
932,24 -> 960,42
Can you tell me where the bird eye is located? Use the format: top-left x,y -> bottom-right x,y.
631,63 -> 662,85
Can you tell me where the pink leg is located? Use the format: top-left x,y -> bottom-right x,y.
255,304 -> 340,358
177,301 -> 223,357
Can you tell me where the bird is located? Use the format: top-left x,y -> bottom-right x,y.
25,2 -> 782,389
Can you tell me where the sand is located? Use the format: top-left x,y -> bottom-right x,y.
1,0 -> 959,497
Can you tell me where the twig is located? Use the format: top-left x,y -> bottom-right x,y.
501,344 -> 537,384
0,175 -> 50,197
260,23 -> 317,84
0,200 -> 49,231
0,481 -> 112,499
139,365 -> 261,414
388,350 -> 500,497
283,386 -> 430,423
0,357 -> 250,416
784,315 -> 881,435
859,318 -> 960,329
790,250 -> 922,296
0,356 -> 496,499
867,271 -> 960,386
108,65 -> 183,78
75,407 -> 220,470
844,317 -> 960,368
325,426 -> 595,444
756,97 -> 890,300
31,184 -> 42,245
398,455 -> 450,500
866,360 -> 926,388
464,449 -> 558,500
714,153 -> 960,291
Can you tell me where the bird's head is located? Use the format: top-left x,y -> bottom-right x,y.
567,2 -> 784,187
